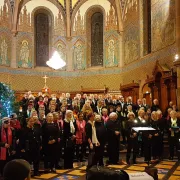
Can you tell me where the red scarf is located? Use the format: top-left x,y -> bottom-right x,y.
76,120 -> 86,144
38,101 -> 44,106
102,115 -> 109,123
10,120 -> 21,130
0,126 -> 12,160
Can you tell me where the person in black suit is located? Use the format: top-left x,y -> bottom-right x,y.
94,100 -> 104,115
19,117 -> 42,176
43,95 -> 49,116
66,93 -> 72,110
125,112 -> 139,164
105,94 -> 113,109
135,99 -> 144,116
124,96 -> 135,112
151,99 -> 160,112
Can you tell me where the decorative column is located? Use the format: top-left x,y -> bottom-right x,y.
65,0 -> 73,71
66,0 -> 71,38
173,0 -> 180,109
11,35 -> 17,68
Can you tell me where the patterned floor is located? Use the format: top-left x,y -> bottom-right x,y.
31,160 -> 180,180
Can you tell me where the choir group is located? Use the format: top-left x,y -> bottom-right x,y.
0,91 -> 180,177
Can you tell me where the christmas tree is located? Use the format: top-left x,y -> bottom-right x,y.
0,82 -> 19,118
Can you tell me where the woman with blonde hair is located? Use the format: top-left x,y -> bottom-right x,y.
42,113 -> 59,173
168,110 -> 180,160
63,110 -> 77,169
81,100 -> 93,122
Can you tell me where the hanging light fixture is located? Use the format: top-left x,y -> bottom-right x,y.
46,51 -> 66,70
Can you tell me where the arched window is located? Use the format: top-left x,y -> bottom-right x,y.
35,10 -> 50,67
91,12 -> 103,66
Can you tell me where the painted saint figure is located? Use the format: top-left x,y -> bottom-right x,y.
57,43 -> 66,69
20,40 -> 30,68
1,39 -> 8,65
107,39 -> 115,67
74,43 -> 83,70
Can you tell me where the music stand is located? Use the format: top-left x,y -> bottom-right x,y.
132,127 -> 156,166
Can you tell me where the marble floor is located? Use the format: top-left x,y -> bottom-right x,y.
31,159 -> 180,180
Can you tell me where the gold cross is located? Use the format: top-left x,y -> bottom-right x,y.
42,75 -> 48,87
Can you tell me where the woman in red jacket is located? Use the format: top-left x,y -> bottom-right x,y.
76,113 -> 86,162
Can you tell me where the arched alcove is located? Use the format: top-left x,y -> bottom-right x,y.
34,8 -> 53,67
86,6 -> 106,67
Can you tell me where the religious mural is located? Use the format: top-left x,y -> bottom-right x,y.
124,25 -> 139,65
151,0 -> 175,52
73,40 -> 85,70
17,39 -> 32,68
105,35 -> 119,67
0,38 -> 9,66
56,41 -> 66,70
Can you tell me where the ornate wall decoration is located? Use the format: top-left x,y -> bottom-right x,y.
0,1 -> 11,29
0,38 -> 9,66
124,25 -> 139,65
54,10 -> 65,36
72,10 -> 85,36
105,5 -> 118,32
73,39 -> 85,70
151,0 -> 175,52
0,32 -> 11,66
18,40 -> 32,68
56,40 -> 66,70
105,35 -> 119,67
18,6 -> 32,33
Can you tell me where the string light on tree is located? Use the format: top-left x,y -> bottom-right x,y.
0,82 -> 16,117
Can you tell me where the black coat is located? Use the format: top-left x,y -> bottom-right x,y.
19,126 -> 42,151
95,121 -> 107,145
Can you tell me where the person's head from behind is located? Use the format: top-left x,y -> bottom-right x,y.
3,159 -> 31,180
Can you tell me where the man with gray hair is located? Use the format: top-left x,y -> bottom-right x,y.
106,112 -> 121,165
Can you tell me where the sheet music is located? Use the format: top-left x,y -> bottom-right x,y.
132,127 -> 156,132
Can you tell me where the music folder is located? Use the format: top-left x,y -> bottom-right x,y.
132,127 -> 156,133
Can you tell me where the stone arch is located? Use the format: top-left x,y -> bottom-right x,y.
17,0 -> 66,32
71,0 -> 123,33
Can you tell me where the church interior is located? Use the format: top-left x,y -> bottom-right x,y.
0,0 -> 180,179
